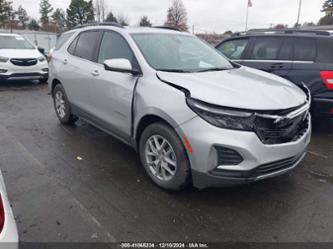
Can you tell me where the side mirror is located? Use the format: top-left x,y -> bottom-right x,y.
103,59 -> 141,75
37,47 -> 45,55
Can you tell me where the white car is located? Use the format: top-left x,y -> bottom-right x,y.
0,33 -> 48,82
0,170 -> 18,248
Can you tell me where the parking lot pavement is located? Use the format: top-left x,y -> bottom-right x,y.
0,82 -> 332,243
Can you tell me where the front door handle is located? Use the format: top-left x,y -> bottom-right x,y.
91,70 -> 100,77
270,63 -> 284,69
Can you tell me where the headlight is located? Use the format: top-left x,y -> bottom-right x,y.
38,56 -> 46,62
0,56 -> 9,63
186,98 -> 255,131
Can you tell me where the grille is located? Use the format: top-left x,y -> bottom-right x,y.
215,146 -> 243,166
254,110 -> 309,145
210,152 -> 305,179
10,58 -> 37,66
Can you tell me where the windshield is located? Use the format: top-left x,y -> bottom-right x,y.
0,35 -> 35,49
132,33 -> 233,72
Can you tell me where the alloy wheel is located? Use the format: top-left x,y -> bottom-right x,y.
55,90 -> 66,119
145,135 -> 177,181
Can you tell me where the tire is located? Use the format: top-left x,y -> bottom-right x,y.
139,122 -> 191,191
52,84 -> 78,125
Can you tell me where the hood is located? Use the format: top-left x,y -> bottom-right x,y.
157,66 -> 307,110
0,49 -> 42,59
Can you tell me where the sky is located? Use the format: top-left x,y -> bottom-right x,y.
12,0 -> 325,33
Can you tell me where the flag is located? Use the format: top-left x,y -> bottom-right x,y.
248,0 -> 253,7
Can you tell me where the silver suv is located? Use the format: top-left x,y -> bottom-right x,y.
49,23 -> 311,190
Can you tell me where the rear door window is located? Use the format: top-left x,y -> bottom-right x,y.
216,38 -> 249,60
250,37 -> 284,60
293,38 -> 316,61
277,38 -> 293,60
317,38 -> 333,63
74,30 -> 100,61
67,35 -> 78,55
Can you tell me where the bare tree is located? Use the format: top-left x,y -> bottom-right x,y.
94,0 -> 107,22
165,0 -> 188,31
95,0 -> 100,22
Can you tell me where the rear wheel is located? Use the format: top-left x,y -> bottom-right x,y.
139,123 -> 191,191
52,84 -> 78,125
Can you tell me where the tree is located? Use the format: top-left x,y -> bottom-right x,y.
165,0 -> 188,31
223,30 -> 233,36
274,24 -> 288,29
28,18 -> 40,30
139,16 -> 152,27
302,22 -> 315,27
0,0 -> 12,28
321,0 -> 333,15
117,13 -> 128,26
319,0 -> 333,25
66,0 -> 95,28
318,15 -> 333,25
39,0 -> 53,25
105,11 -> 117,23
52,8 -> 66,30
94,0 -> 107,22
17,5 -> 28,28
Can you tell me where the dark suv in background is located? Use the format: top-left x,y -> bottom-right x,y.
216,29 -> 333,118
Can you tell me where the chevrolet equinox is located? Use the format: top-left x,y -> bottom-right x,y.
48,23 -> 311,190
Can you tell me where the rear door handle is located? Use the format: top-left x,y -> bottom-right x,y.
91,70 -> 100,77
63,59 -> 68,65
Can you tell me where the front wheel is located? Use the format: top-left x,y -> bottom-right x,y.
52,84 -> 78,125
139,123 -> 191,191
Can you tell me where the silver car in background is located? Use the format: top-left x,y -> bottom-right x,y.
48,24 -> 311,190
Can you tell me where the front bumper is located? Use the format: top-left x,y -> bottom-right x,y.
0,72 -> 48,81
177,115 -> 311,189
0,61 -> 48,82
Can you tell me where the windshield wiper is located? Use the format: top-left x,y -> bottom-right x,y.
195,67 -> 229,73
157,69 -> 191,73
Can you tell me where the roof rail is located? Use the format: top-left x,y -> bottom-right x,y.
152,26 -> 180,31
72,22 -> 124,30
232,28 -> 332,37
